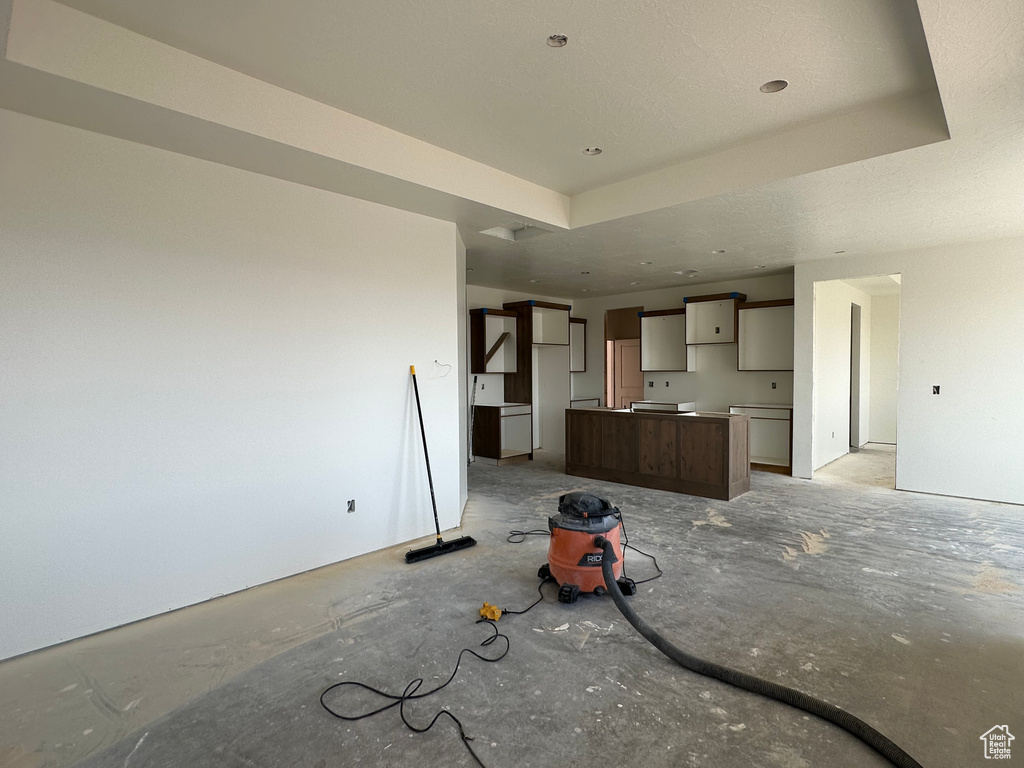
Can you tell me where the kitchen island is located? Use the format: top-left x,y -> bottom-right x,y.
565,408 -> 750,500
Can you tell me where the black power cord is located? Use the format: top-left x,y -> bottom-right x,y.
500,577 -> 554,616
619,517 -> 663,585
505,529 -> 549,543
320,620 -> 509,767
319,524 -> 658,766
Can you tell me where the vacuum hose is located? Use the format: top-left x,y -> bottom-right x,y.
593,536 -> 923,768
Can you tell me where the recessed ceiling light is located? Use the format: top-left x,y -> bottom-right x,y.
529,279 -> 540,283
580,271 -> 590,275
639,261 -> 653,265
754,265 -> 767,269
674,269 -> 699,277
630,281 -> 641,286
711,249 -> 726,254
466,267 -> 474,271
582,147 -> 603,156
834,250 -> 846,254
760,79 -> 789,93
581,288 -> 592,292
547,34 -> 568,47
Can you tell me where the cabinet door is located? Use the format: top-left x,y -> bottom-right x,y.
685,300 -> 736,344
570,321 -> 586,371
738,305 -> 794,370
532,306 -> 569,344
640,314 -> 688,371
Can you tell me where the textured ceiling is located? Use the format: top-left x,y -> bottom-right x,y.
56,0 -> 936,195
20,0 -> 1021,300
461,0 -> 1023,297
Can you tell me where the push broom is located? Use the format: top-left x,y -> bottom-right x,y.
405,365 -> 477,564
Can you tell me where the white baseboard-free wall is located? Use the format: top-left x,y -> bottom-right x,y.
0,109 -> 463,660
812,280 -> 873,469
794,238 -> 1024,505
869,294 -> 900,444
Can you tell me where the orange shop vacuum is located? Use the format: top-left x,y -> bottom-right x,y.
538,492 -> 638,603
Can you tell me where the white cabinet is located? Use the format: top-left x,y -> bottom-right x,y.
640,310 -> 689,371
730,404 -> 792,471
738,303 -> 794,371
569,318 -> 587,372
685,297 -> 739,345
532,306 -> 569,345
630,401 -> 697,413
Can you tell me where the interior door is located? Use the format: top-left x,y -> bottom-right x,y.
615,339 -> 644,408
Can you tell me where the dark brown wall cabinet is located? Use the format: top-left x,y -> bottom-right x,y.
469,308 -> 518,374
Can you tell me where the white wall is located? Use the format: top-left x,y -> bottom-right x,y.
794,238 -> 1024,505
572,274 -> 795,412
869,293 -> 900,443
0,109 -> 463,660
812,280 -> 872,469
456,230 -> 469,509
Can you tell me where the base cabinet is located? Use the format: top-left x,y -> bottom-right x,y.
566,408 -> 750,500
729,404 -> 792,473
473,403 -> 532,465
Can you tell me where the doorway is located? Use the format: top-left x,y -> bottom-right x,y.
603,306 -> 643,409
810,274 -> 901,488
610,339 -> 644,408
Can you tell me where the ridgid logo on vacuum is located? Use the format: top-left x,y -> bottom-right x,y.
980,725 -> 1014,759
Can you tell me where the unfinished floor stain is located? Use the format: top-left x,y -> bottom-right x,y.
781,528 -> 830,563
961,565 -> 1020,594
799,529 -> 830,554
692,510 -> 732,528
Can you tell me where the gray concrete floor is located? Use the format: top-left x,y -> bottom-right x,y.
2,448 -> 1022,768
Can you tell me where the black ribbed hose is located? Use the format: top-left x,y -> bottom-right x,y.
594,536 -> 923,768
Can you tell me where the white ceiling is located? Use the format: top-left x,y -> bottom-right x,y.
842,275 -> 902,296
4,0 -> 1020,299
56,0 -> 936,196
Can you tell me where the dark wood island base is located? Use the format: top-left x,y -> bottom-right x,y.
565,408 -> 751,500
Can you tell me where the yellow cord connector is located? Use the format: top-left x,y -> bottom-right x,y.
479,602 -> 503,621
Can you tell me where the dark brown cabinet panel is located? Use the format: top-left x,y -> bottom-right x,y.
566,411 -> 602,467
639,417 -> 677,477
601,417 -> 638,473
565,409 -> 749,500
679,420 -> 724,485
